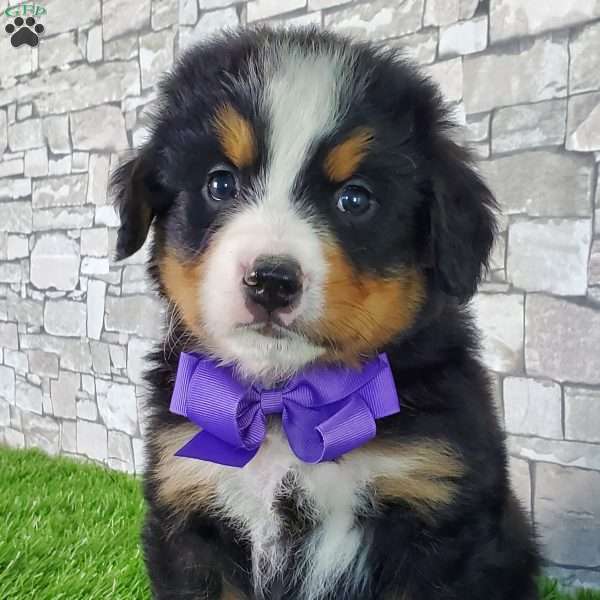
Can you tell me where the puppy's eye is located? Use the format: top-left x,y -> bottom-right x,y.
206,169 -> 238,202
336,184 -> 373,216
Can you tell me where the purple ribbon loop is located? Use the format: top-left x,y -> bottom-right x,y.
170,351 -> 400,468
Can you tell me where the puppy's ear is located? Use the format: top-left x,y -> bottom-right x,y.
428,136 -> 497,303
111,147 -> 173,261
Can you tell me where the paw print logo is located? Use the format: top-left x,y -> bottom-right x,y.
5,16 -> 44,48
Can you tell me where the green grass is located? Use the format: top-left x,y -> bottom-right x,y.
0,447 -> 149,600
540,579 -> 600,600
0,447 -> 599,599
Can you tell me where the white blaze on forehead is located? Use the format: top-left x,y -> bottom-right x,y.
263,43 -> 351,212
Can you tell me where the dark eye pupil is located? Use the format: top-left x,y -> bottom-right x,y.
337,185 -> 371,215
207,171 -> 237,201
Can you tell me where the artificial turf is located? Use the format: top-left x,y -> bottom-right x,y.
0,447 -> 149,600
0,447 -> 599,600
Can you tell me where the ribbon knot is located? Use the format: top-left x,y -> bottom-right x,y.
170,351 -> 400,468
259,389 -> 284,415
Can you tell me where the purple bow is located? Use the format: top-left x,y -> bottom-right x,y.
170,352 -> 400,467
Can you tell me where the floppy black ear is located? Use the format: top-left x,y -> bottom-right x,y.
428,137 -> 497,303
111,148 -> 173,261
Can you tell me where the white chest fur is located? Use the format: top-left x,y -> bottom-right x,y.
214,425 -> 373,600
156,422 -> 437,599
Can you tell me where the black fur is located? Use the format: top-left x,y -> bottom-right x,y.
112,28 -> 540,600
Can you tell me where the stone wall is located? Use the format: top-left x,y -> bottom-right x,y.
0,0 -> 599,588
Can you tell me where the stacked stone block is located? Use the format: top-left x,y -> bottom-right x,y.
0,0 -> 598,587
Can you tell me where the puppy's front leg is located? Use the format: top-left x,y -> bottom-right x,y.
143,510 -> 229,600
221,583 -> 247,600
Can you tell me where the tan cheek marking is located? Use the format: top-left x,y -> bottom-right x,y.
213,104 -> 257,169
360,441 -> 464,519
151,422 -> 221,515
317,244 -> 425,364
159,250 -> 205,336
324,127 -> 374,182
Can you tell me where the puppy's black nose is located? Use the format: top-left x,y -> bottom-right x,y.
243,255 -> 303,313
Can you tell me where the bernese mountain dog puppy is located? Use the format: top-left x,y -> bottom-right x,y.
112,27 -> 540,600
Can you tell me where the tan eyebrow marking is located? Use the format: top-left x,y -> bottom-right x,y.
324,127 -> 374,182
212,104 -> 257,169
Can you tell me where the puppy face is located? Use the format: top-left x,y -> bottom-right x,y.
113,29 -> 495,382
